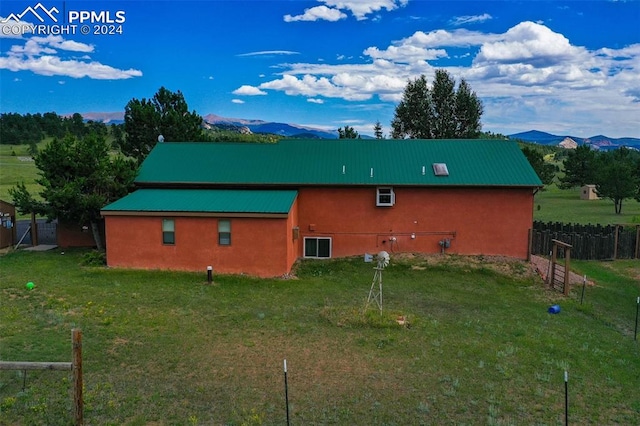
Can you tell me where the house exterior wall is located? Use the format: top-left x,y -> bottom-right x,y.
104,186 -> 534,277
296,186 -> 534,259
104,215 -> 293,277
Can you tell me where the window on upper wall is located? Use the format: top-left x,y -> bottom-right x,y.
304,237 -> 331,258
218,219 -> 231,245
376,187 -> 395,206
162,219 -> 175,245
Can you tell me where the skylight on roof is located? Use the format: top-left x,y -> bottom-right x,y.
432,163 -> 449,176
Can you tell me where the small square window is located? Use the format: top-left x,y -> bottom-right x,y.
162,219 -> 175,245
376,187 -> 395,206
304,237 -> 331,258
218,219 -> 231,245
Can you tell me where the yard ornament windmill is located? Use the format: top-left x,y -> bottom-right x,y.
366,251 -> 390,314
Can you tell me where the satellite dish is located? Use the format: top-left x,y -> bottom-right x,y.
157,134 -> 164,143
376,251 -> 390,269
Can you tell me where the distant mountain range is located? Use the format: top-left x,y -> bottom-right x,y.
79,112 -> 639,148
201,114 -> 338,139
507,130 -> 640,151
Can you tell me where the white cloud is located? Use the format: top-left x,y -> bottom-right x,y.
0,33 -> 141,79
284,6 -> 346,22
322,0 -> 408,20
0,18 -> 28,39
475,22 -> 585,66
232,85 -> 267,96
307,98 -> 324,104
364,44 -> 448,63
0,54 -> 142,79
238,50 -> 299,57
231,99 -> 245,104
247,20 -> 639,137
34,35 -> 93,52
284,0 -> 407,22
451,13 -> 492,26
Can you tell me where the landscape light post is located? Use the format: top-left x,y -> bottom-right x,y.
564,370 -> 569,426
284,359 -> 290,426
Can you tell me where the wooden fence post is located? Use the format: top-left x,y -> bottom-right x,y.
548,244 -> 558,288
0,329 -> 81,425
30,212 -> 38,246
72,329 -> 83,426
563,246 -> 571,296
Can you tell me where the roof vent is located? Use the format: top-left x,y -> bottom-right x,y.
432,163 -> 449,176
421,166 -> 426,176
370,167 -> 374,178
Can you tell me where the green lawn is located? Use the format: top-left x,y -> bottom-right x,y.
0,143 -> 42,207
1,250 -> 638,425
534,184 -> 640,225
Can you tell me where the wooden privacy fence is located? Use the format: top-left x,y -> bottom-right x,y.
0,329 -> 83,426
531,221 -> 640,260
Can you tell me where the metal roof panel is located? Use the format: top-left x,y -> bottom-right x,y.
135,139 -> 542,187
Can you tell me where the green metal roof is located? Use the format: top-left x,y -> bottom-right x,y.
101,189 -> 297,214
135,139 -> 542,187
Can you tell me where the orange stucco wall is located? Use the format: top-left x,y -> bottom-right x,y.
104,214 -> 295,277
296,186 -> 534,259
104,187 -> 534,277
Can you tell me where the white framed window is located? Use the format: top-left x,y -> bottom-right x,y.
376,187 -> 395,206
304,237 -> 332,258
218,219 -> 231,245
162,219 -> 175,245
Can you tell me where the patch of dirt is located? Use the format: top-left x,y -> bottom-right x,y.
392,252 -> 541,281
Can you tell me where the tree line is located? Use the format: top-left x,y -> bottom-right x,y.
0,112 -> 112,146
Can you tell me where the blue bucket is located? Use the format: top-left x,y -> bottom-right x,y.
548,305 -> 561,314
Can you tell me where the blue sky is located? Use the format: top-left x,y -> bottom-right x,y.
1,0 -> 639,138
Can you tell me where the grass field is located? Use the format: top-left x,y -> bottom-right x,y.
0,143 -> 44,206
534,184 -> 640,225
0,250 -> 638,425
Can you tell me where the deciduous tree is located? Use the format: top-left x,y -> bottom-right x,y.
594,148 -> 639,214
